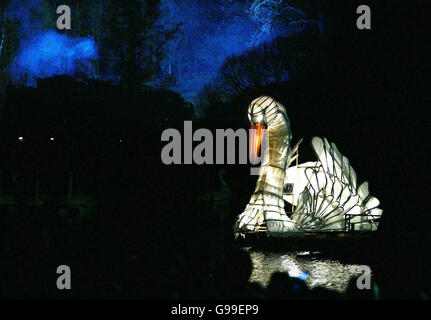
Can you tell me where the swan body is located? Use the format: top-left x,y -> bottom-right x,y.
235,96 -> 383,237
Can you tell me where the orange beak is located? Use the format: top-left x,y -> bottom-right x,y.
250,122 -> 265,164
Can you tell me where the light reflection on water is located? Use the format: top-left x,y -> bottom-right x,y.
245,249 -> 369,293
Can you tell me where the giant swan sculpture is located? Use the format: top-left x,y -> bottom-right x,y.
235,96 -> 383,237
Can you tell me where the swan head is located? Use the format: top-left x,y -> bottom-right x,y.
248,96 -> 274,126
248,95 -> 287,129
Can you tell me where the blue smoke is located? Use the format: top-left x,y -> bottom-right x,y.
7,0 -> 98,84
10,30 -> 98,83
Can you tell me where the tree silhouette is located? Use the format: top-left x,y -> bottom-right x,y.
203,32 -> 321,99
0,0 -> 19,106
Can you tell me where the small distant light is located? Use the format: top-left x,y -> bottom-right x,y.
298,272 -> 309,281
18,136 -> 24,141
119,139 -> 123,143
50,137 -> 55,141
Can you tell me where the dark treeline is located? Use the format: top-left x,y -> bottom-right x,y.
0,76 -> 227,299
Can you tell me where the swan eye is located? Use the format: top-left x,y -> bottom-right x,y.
256,114 -> 263,123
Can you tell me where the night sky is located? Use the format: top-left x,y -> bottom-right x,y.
5,0 -> 315,102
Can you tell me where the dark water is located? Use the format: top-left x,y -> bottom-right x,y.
245,248 -> 370,293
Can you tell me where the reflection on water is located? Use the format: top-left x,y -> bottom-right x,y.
246,249 -> 370,293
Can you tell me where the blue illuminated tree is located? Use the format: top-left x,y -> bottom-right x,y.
102,0 -> 179,88
247,0 -> 323,44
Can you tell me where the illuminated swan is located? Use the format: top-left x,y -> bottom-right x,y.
235,96 -> 382,237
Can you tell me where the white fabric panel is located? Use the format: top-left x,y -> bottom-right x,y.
287,138 -> 382,232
